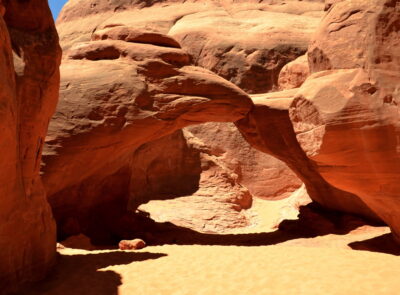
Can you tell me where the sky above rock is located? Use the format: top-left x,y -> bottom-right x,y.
49,0 -> 68,19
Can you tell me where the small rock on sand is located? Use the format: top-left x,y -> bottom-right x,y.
119,239 -> 147,250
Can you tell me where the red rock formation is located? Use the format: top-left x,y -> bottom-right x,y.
236,91 -> 380,221
239,0 -> 400,242
137,129 -> 253,233
57,0 -> 324,93
44,0 -> 400,246
44,0 -> 326,240
186,123 -> 302,200
291,0 -> 400,242
0,0 -> 61,293
42,27 -> 252,242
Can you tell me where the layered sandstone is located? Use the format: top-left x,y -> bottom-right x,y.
44,0 -> 400,245
0,0 -> 61,293
43,0 -> 328,241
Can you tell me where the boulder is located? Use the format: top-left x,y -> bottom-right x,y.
119,239 -> 147,250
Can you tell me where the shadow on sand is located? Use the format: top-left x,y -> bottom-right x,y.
25,251 -> 167,295
348,233 -> 400,256
133,203 -> 400,256
140,203 -> 379,247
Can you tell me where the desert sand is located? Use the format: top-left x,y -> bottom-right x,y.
25,198 -> 400,295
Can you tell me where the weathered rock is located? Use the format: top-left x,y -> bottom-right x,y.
168,2 -> 323,93
57,0 -> 324,93
119,239 -> 147,250
0,0 -> 61,293
289,0 -> 400,242
138,129 -> 253,233
42,27 -> 252,242
186,123 -> 302,200
272,184 -> 312,229
46,0 -> 325,240
278,54 -> 310,90
236,90 -> 380,221
308,0 -> 400,74
290,69 -> 400,241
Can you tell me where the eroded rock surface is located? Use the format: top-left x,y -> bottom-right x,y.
239,0 -> 400,242
236,91 -> 379,221
186,123 -> 302,200
42,27 -> 252,242
0,0 -> 61,293
292,0 -> 400,242
57,0 -> 324,93
138,129 -> 253,234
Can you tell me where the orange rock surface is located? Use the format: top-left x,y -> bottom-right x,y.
57,0 -> 325,93
239,0 -> 400,241
41,26 -> 252,242
0,0 -> 61,293
292,0 -> 400,242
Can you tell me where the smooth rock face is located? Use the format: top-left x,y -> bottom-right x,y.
57,0 -> 324,93
0,0 -> 61,293
42,27 -> 252,241
236,91 -> 380,221
290,0 -> 400,242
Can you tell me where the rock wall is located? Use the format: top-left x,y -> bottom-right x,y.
0,0 -> 61,293
239,0 -> 400,241
294,0 -> 400,241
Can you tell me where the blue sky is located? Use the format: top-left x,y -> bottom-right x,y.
49,0 -> 69,19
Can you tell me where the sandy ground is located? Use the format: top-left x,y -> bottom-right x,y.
24,198 -> 400,295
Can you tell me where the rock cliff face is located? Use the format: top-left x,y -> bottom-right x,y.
293,0 -> 400,241
2,0 -> 400,291
0,0 -> 61,293
239,0 -> 400,240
